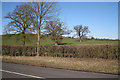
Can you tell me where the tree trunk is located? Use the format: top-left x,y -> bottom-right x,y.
23,34 -> 25,46
22,32 -> 25,46
36,28 -> 40,56
55,42 -> 58,45
80,37 -> 82,42
80,39 -> 81,42
55,39 -> 58,45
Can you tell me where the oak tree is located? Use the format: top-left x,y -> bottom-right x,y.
30,2 -> 58,56
74,25 -> 89,42
45,20 -> 70,45
4,3 -> 35,46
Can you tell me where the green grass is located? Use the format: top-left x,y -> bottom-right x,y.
2,34 -> 118,46
61,37 -> 118,45
2,35 -> 54,46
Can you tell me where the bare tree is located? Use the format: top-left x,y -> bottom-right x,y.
45,20 -> 70,45
74,25 -> 89,42
4,3 -> 35,46
30,2 -> 58,56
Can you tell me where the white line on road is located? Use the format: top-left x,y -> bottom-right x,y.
0,69 -> 44,79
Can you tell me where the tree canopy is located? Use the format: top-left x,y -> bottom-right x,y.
4,3 -> 35,45
45,20 -> 70,45
74,25 -> 90,42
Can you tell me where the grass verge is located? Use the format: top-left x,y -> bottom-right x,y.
2,56 -> 118,74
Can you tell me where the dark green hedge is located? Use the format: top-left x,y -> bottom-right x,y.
2,44 -> 119,59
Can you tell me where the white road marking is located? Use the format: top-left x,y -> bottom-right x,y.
0,69 -> 44,79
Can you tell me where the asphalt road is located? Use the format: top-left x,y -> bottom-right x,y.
1,62 -> 118,79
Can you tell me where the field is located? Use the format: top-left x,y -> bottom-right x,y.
2,34 -> 118,46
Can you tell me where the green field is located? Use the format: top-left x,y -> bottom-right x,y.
2,34 -> 118,46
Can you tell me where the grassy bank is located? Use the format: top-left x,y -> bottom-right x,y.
2,34 -> 118,46
2,56 -> 118,74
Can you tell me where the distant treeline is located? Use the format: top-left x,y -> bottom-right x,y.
88,38 -> 119,41
66,37 -> 119,41
2,44 -> 119,60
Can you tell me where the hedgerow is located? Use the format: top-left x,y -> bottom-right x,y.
2,44 -> 119,59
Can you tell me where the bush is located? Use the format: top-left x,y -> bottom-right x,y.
2,44 -> 119,59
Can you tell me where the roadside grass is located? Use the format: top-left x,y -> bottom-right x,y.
2,35 -> 118,46
2,56 -> 118,74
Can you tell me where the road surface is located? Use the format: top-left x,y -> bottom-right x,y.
1,62 -> 118,79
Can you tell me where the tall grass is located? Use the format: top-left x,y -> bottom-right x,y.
2,56 -> 118,74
